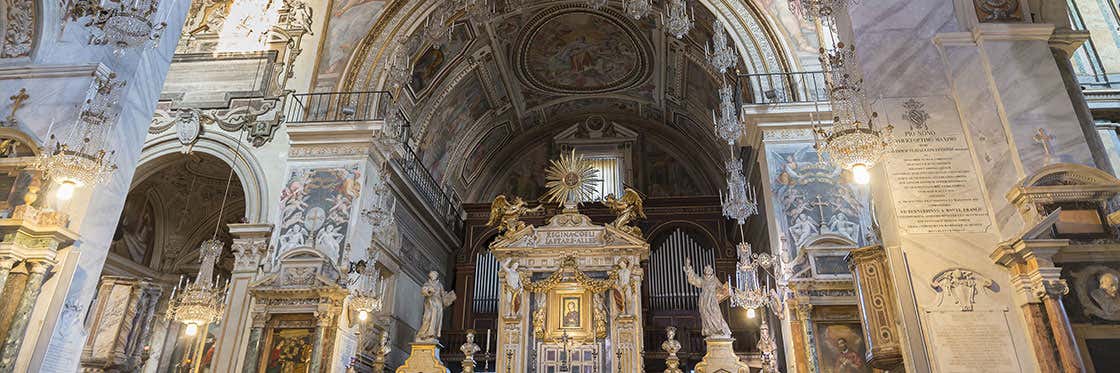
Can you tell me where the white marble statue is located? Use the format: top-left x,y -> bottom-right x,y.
789,213 -> 818,246
1091,272 -> 1120,318
501,258 -> 522,317
416,271 -> 456,343
683,258 -> 732,339
827,213 -> 860,241
616,258 -> 639,315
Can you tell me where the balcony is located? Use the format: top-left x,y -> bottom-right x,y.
735,71 -> 831,128
286,91 -> 394,124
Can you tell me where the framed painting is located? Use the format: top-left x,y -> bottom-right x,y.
546,285 -> 592,341
813,322 -> 871,373
258,314 -> 318,373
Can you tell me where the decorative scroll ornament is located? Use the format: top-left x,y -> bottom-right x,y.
36,73 -> 124,197
623,0 -> 652,19
720,159 -> 758,224
706,19 -> 736,74
543,150 -> 601,211
521,257 -> 619,294
662,0 -> 693,39
930,268 -> 995,312
175,109 -> 202,153
150,100 -> 281,147
66,0 -> 168,52
167,239 -> 229,337
712,82 -> 743,145
812,42 -> 893,184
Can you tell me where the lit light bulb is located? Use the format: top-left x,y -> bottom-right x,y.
358,310 -> 369,321
184,322 -> 199,336
56,181 -> 78,200
747,307 -> 757,319
851,163 -> 871,185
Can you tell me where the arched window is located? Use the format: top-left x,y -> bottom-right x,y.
647,227 -> 717,311
472,250 -> 499,314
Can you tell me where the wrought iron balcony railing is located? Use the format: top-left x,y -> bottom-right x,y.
286,91 -> 394,123
736,71 -> 828,104
393,125 -> 465,232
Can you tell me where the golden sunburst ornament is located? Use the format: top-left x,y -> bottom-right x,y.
543,150 -> 601,211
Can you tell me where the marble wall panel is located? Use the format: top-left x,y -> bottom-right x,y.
982,40 -> 1095,173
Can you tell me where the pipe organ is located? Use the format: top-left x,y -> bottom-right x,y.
648,228 -> 716,311
473,251 -> 500,314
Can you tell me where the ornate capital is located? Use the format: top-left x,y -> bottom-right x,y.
1035,278 -> 1069,299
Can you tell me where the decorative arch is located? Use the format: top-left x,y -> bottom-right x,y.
340,0 -> 799,93
134,132 -> 268,223
1019,162 -> 1120,188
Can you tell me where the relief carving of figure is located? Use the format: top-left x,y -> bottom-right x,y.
532,293 -> 547,338
500,258 -> 523,317
416,271 -> 456,343
615,258 -> 640,315
683,258 -> 732,339
602,188 -> 646,235
1091,272 -> 1120,317
592,293 -> 607,338
827,213 -> 859,241
1076,266 -> 1120,321
488,195 -> 542,239
789,213 -> 818,246
931,268 -> 994,312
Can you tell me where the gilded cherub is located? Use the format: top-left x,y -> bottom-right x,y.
487,195 -> 542,239
602,187 -> 645,235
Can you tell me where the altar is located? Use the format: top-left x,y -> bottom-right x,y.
486,153 -> 650,373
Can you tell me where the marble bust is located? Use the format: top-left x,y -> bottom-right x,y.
1090,272 -> 1120,319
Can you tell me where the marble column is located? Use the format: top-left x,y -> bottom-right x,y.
215,223 -> 273,373
0,260 -> 49,370
796,304 -> 816,373
1038,281 -> 1085,373
0,258 -> 18,299
241,312 -> 268,373
309,312 -> 334,372
1020,302 -> 1061,373
785,299 -> 810,373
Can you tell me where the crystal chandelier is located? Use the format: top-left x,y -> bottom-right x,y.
68,0 -> 167,52
624,0 -> 652,19
384,38 -> 412,91
362,166 -> 397,231
167,239 -> 229,337
788,0 -> 859,22
347,259 -> 386,322
729,241 -> 780,318
813,42 -> 892,185
720,159 -> 757,224
662,0 -> 693,39
423,6 -> 452,50
707,20 -> 736,74
36,73 -> 124,200
585,0 -> 608,10
712,82 -> 743,145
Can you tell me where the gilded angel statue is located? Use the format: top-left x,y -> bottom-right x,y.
602,188 -> 646,235
487,195 -> 542,239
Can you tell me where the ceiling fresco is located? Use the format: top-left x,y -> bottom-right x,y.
335,0 -> 807,202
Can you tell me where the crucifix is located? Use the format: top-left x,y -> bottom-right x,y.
810,195 -> 829,231
1034,128 -> 1054,159
3,88 -> 28,127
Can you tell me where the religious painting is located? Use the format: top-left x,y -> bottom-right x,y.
546,286 -> 592,341
644,140 -> 701,197
408,22 -> 473,97
163,323 -> 220,372
560,296 -> 581,328
276,165 -> 362,259
312,0 -> 386,92
0,169 -> 41,217
765,142 -> 870,262
519,9 -> 646,93
263,328 -> 315,373
419,72 -> 492,184
110,193 -> 156,265
461,122 -> 511,185
814,323 -> 871,373
493,143 -> 549,200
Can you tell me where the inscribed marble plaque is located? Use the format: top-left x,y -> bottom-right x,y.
923,310 -> 1020,372
882,97 -> 990,234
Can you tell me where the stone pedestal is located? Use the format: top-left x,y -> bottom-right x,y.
79,277 -> 162,372
394,343 -> 449,373
693,338 -> 749,373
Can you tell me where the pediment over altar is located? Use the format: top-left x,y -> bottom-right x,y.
490,211 -> 649,272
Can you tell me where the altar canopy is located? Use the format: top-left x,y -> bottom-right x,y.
489,203 -> 649,373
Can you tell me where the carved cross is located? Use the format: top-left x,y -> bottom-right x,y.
1033,128 -> 1054,157
810,195 -> 829,231
3,88 -> 28,127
